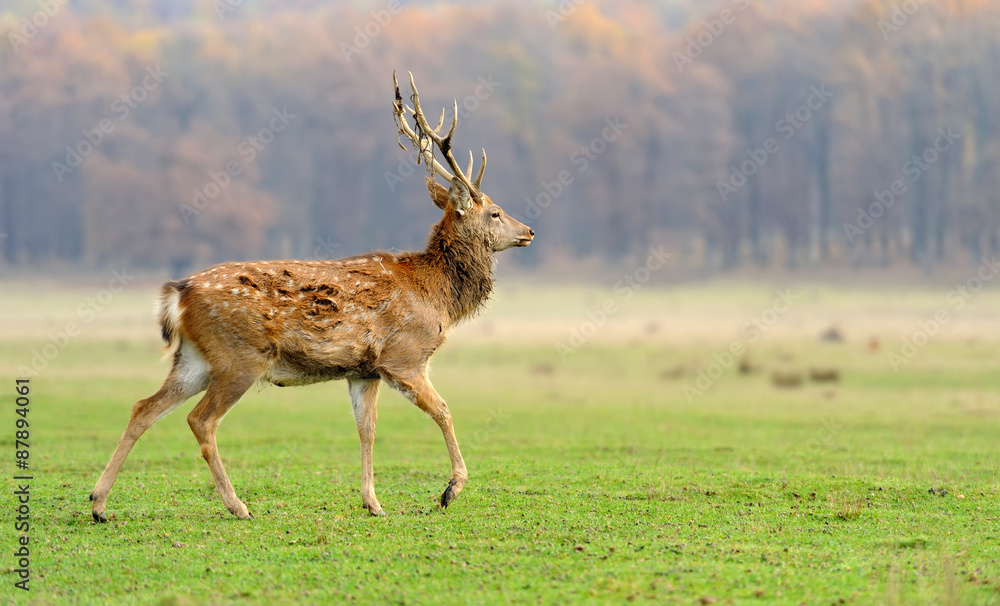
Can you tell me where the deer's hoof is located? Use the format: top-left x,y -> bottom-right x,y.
440,480 -> 461,508
92,510 -> 108,523
226,503 -> 254,520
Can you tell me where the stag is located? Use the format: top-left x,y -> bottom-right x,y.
89,72 -> 534,521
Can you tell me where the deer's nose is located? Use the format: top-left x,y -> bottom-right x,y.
529,229 -> 535,237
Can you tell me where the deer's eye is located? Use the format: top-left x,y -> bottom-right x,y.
491,212 -> 501,219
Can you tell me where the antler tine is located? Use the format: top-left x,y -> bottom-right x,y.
445,99 -> 458,142
435,108 -> 445,134
474,149 -> 486,189
407,72 -> 435,141
393,70 -> 456,182
405,71 -> 479,199
392,71 -> 407,152
466,151 -> 474,181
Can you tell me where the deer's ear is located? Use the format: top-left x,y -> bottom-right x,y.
447,177 -> 473,216
426,177 -> 449,211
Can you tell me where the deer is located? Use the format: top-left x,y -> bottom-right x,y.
89,72 -> 534,522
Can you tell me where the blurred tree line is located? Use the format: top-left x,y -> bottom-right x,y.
0,0 -> 998,274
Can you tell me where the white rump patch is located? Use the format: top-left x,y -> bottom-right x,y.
175,341 -> 210,393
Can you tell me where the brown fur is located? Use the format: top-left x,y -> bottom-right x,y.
90,170 -> 533,522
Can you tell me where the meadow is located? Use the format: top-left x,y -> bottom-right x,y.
1,277 -> 999,604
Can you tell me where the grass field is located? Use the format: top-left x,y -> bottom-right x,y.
2,279 -> 1000,604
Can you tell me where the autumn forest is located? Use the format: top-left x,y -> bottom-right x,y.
1,0 -> 997,275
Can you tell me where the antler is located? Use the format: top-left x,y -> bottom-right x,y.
393,71 -> 487,201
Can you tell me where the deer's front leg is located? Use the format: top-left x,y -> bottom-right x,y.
383,371 -> 468,508
348,378 -> 385,516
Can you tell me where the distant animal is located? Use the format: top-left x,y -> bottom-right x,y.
808,367 -> 841,383
771,369 -> 804,388
89,72 -> 534,521
738,356 -> 761,375
819,325 -> 844,342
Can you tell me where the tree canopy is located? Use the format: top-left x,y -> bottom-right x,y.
1,0 -> 998,274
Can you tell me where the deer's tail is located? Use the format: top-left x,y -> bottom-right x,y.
157,279 -> 189,362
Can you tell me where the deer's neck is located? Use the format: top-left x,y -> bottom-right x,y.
419,221 -> 495,324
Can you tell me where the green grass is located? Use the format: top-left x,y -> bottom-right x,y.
2,282 -> 1000,604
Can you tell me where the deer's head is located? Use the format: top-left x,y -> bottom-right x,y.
393,71 -> 534,253
426,177 -> 533,252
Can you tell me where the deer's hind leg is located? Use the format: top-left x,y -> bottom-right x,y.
91,341 -> 210,522
186,367 -> 259,519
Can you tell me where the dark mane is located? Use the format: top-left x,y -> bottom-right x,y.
418,213 -> 495,323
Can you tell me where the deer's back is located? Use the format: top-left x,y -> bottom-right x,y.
173,254 -> 448,386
